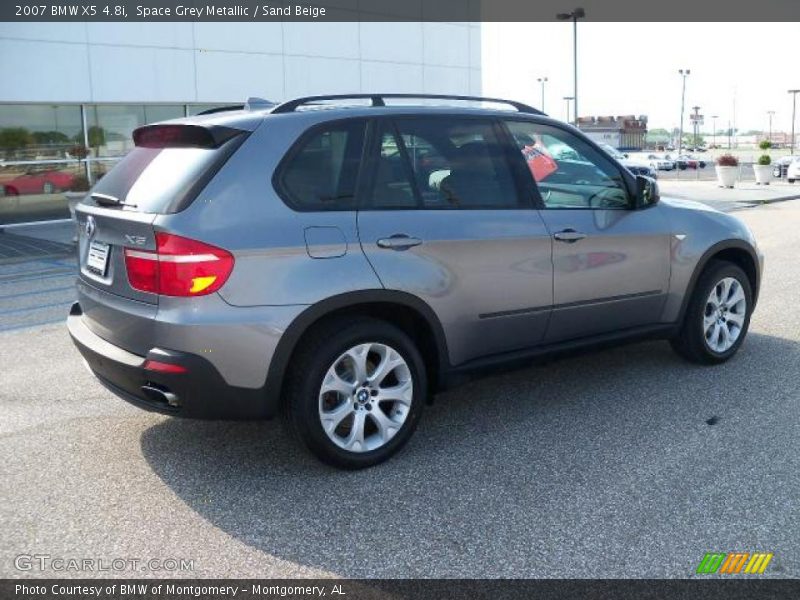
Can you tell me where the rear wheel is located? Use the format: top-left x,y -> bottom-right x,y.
670,261 -> 753,364
286,317 -> 426,469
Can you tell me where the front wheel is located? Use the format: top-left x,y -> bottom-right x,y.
286,317 -> 426,469
670,261 -> 753,364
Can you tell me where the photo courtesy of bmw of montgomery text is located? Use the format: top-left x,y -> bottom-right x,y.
68,94 -> 763,469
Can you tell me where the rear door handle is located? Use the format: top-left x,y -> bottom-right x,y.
553,229 -> 587,243
376,235 -> 423,251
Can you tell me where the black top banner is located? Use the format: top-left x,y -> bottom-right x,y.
1,0 -> 799,22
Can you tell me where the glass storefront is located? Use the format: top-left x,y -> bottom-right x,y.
0,103 -> 225,224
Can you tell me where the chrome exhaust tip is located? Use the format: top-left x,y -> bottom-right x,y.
141,384 -> 180,408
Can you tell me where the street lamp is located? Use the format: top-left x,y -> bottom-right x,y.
711,115 -> 718,148
537,77 -> 548,112
556,7 -> 585,124
789,90 -> 800,154
767,110 -> 775,144
677,69 -> 690,155
563,96 -> 574,123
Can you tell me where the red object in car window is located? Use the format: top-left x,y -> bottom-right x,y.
521,144 -> 558,182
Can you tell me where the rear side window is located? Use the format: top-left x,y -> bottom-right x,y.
276,120 -> 366,211
91,127 -> 245,214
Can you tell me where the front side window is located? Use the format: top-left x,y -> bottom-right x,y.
505,120 -> 631,209
277,120 -> 366,211
366,117 -> 521,210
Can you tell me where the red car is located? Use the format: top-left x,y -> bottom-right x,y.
0,169 -> 75,196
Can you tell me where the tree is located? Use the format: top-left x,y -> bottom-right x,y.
32,130 -> 70,145
0,127 -> 33,158
87,125 -> 106,157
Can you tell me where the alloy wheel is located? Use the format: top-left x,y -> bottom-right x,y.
703,276 -> 747,353
318,342 -> 413,453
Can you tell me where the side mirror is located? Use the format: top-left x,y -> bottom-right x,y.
636,175 -> 660,208
623,153 -> 629,158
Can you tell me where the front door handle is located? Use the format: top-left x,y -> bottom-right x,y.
553,229 -> 587,243
376,235 -> 423,251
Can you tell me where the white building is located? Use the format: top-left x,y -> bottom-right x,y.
0,21 -> 481,222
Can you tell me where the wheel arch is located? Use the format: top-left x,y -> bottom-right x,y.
678,240 -> 761,324
264,290 -> 450,413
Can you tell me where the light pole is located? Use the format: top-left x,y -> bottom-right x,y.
767,110 -> 775,144
537,77 -> 548,112
677,69 -> 690,155
789,90 -> 799,154
711,115 -> 718,148
556,7 -> 585,124
563,96 -> 574,123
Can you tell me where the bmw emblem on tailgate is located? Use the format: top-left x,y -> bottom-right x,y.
85,215 -> 96,238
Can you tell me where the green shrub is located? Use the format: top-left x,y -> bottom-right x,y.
759,140 -> 772,151
758,155 -> 771,166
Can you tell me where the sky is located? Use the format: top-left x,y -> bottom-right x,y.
482,22 -> 799,133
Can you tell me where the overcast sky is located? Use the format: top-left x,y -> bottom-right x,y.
482,22 -> 799,133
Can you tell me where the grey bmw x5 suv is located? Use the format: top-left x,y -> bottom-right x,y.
68,94 -> 763,468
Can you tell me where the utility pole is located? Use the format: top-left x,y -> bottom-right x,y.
563,96 -> 574,123
711,115 -> 718,148
678,69 -> 690,155
767,110 -> 775,144
556,7 -> 585,124
788,90 -> 799,154
537,77 -> 548,112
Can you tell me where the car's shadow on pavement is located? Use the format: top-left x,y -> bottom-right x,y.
139,333 -> 799,578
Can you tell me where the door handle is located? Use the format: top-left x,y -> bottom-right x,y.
553,229 -> 587,243
376,235 -> 423,250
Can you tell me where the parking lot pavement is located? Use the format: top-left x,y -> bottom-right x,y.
659,179 -> 800,212
1,201 -> 799,580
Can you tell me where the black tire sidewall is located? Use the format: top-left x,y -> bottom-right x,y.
290,319 -> 426,469
688,262 -> 753,362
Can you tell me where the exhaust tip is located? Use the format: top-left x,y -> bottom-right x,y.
141,384 -> 180,408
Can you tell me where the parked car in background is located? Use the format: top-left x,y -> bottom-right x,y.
773,155 -> 800,179
687,155 -> 707,168
0,168 -> 75,196
676,155 -> 699,169
637,153 -> 675,171
787,158 -> 800,183
599,143 -> 657,179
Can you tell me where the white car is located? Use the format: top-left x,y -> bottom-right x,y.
632,153 -> 675,171
787,158 -> 800,183
598,144 -> 658,179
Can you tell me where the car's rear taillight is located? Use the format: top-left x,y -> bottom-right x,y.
124,233 -> 234,297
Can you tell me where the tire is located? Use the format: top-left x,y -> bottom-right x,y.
670,260 -> 753,364
789,179 -> 796,184
286,317 -> 427,469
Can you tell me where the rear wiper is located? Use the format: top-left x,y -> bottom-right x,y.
91,192 -> 137,209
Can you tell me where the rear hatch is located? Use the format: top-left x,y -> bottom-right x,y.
74,122 -> 248,353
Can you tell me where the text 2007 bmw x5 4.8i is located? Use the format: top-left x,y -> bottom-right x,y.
68,94 -> 763,469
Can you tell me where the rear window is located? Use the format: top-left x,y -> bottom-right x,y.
90,128 -> 244,214
275,120 -> 366,211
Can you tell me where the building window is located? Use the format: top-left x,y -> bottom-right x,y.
85,104 -> 185,158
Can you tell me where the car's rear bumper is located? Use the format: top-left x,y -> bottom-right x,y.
67,302 -> 275,419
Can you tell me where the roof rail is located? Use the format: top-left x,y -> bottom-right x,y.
270,94 -> 545,115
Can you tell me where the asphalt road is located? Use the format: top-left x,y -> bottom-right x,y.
1,202 -> 799,579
